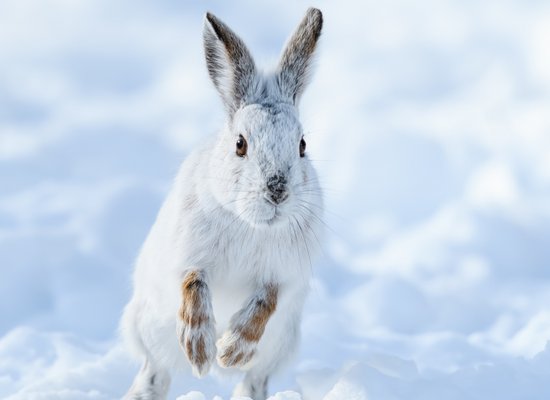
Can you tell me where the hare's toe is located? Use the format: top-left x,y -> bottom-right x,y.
216,330 -> 257,368
178,320 -> 216,377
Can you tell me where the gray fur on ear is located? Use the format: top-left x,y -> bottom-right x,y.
203,12 -> 258,116
277,8 -> 323,105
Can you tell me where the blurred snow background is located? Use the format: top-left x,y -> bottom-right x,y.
1,0 -> 550,398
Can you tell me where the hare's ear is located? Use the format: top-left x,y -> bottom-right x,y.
203,12 -> 257,116
277,8 -> 323,105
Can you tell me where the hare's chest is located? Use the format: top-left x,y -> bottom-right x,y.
208,270 -> 254,332
214,224 -> 298,277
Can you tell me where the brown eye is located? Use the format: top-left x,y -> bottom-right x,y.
299,137 -> 306,157
236,134 -> 247,157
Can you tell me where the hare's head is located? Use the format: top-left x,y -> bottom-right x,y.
204,8 -> 323,227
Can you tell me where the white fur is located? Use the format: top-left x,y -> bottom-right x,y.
121,9 -> 323,400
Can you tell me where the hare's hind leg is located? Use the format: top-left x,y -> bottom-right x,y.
123,359 -> 171,400
121,300 -> 171,399
233,372 -> 268,400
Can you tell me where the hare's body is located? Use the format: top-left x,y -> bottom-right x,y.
122,140 -> 317,368
122,9 -> 323,400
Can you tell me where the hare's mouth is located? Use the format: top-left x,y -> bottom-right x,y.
251,205 -> 282,226
262,208 -> 286,226
265,213 -> 279,225
239,197 -> 287,227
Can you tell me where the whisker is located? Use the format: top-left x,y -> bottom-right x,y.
297,198 -> 345,221
294,215 -> 313,276
296,202 -> 341,239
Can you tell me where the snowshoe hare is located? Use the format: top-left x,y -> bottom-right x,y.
121,8 -> 324,400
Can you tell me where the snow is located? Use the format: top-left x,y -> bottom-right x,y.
2,328 -> 550,399
1,0 -> 550,399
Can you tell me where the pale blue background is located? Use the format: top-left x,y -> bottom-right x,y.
1,0 -> 550,398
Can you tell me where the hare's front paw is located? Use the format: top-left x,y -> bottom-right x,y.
216,330 -> 257,368
177,319 -> 216,377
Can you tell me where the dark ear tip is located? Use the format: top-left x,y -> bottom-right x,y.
305,7 -> 323,34
307,7 -> 323,24
205,11 -> 220,29
204,12 -> 224,39
307,7 -> 322,18
205,11 -> 215,23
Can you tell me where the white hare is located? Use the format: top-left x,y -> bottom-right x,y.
121,8 -> 324,400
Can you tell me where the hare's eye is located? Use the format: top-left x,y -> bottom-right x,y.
236,134 -> 248,157
299,137 -> 306,157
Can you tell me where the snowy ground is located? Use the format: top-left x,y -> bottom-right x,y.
1,0 -> 550,399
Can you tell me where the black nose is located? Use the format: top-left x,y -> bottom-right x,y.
266,174 -> 288,205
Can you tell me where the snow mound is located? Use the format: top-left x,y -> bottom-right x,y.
2,327 -> 550,399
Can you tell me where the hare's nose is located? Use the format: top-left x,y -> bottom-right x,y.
266,174 -> 288,205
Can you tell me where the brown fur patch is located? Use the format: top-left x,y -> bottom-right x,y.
188,335 -> 207,367
179,270 -> 210,328
185,338 -> 192,357
179,270 -> 214,372
236,284 -> 278,343
219,342 -> 255,367
232,350 -> 245,365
